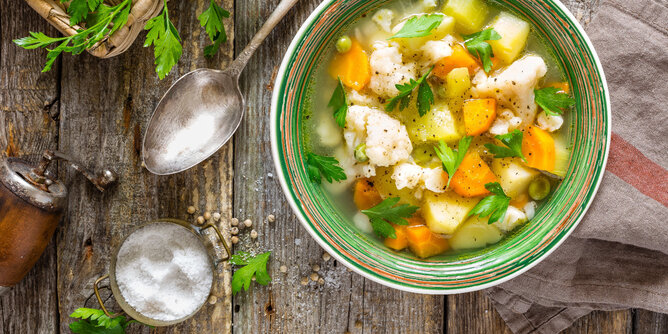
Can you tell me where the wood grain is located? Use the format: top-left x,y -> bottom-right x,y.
54,0 -> 234,333
1,0 -> 667,333
0,0 -> 60,333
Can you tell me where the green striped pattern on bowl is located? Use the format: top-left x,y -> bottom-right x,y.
271,0 -> 610,293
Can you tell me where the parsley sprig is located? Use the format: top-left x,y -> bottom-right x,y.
467,182 -> 511,224
69,308 -> 146,333
385,66 -> 435,116
535,87 -> 576,116
198,0 -> 231,57
306,152 -> 347,184
231,251 -> 272,295
389,14 -> 444,39
144,0 -> 183,80
463,28 -> 502,73
361,197 -> 419,239
64,0 -> 104,26
14,0 -> 132,72
434,136 -> 472,188
484,130 -> 526,162
329,78 -> 348,128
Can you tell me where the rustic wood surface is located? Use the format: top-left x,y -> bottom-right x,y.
0,0 -> 666,333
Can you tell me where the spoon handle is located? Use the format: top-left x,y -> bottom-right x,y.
227,0 -> 300,78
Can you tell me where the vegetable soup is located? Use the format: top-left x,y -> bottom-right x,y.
303,0 -> 573,258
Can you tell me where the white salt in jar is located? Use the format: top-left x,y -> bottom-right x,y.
93,219 -> 231,327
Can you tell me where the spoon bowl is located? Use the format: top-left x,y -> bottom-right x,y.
143,69 -> 243,175
142,0 -> 299,175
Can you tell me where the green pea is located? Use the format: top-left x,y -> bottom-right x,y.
529,176 -> 551,201
336,35 -> 352,53
354,143 -> 369,162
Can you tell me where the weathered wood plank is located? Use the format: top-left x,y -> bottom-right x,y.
55,1 -> 234,333
232,1 -> 443,333
564,310 -> 632,334
0,0 -> 60,333
447,292 -> 513,334
633,310 -> 668,334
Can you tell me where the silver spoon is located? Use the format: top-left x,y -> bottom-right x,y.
143,0 -> 299,175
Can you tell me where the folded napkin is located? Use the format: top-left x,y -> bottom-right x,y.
486,0 -> 668,332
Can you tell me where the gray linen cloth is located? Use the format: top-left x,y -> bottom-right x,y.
486,0 -> 668,333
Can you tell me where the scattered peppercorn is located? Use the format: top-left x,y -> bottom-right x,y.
203,211 -> 211,220
310,273 -> 319,282
244,219 -> 252,228
312,264 -> 320,272
213,212 -> 221,221
322,253 -> 331,261
187,206 -> 196,214
231,236 -> 239,244
267,214 -> 275,223
230,227 -> 239,235
250,230 -> 258,239
279,265 -> 288,273
231,218 -> 239,226
196,216 -> 205,225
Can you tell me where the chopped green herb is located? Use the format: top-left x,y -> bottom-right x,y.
484,129 -> 526,162
389,14 -> 444,39
14,0 -> 133,72
144,0 -> 183,79
230,251 -> 272,295
64,0 -> 103,26
463,28 -> 502,73
306,152 -> 347,184
198,0 -> 230,57
361,197 -> 419,239
329,78 -> 348,127
467,182 -> 511,224
385,67 -> 434,116
69,307 -> 145,333
534,87 -> 576,116
434,136 -> 472,188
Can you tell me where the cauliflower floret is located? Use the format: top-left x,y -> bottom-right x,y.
391,163 -> 447,193
372,9 -> 395,32
335,147 -> 375,180
348,89 -> 382,108
421,0 -> 438,10
420,35 -> 456,65
524,201 -> 537,220
344,105 -> 412,167
316,114 -> 343,147
489,109 -> 523,135
536,111 -> 564,132
472,55 -> 547,124
493,206 -> 527,232
369,41 -> 417,98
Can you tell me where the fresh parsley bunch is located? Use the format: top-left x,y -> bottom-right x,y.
69,308 -> 146,334
15,0 -> 231,79
230,251 -> 272,295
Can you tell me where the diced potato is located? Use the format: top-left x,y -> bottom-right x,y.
404,103 -> 462,144
446,67 -> 471,99
491,157 -> 540,198
488,12 -> 531,64
492,206 -> 527,233
372,167 -> 420,206
422,191 -> 480,234
443,0 -> 489,34
553,139 -> 570,178
393,14 -> 455,50
449,216 -> 504,250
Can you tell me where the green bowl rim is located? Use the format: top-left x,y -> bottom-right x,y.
270,0 -> 610,294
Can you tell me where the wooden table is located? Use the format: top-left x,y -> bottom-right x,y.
1,0 -> 666,333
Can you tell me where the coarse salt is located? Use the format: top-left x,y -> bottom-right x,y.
115,223 -> 213,322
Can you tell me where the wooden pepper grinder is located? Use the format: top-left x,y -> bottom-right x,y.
0,150 -> 116,295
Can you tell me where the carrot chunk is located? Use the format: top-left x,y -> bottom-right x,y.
544,82 -> 570,94
406,225 -> 450,258
463,98 -> 497,136
384,224 -> 409,251
450,152 -> 499,197
522,126 -> 556,172
509,193 -> 529,208
328,39 -> 371,90
353,178 -> 382,210
433,45 -> 480,79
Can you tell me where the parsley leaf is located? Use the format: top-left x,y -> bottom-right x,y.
361,197 -> 419,239
433,136 -> 472,188
198,0 -> 230,57
69,308 -> 144,333
65,0 -> 92,26
386,66 -> 434,116
467,182 -> 511,224
484,129 -> 526,162
390,14 -> 444,39
463,28 -> 502,73
231,251 -> 272,295
14,0 -> 132,73
534,87 -> 576,116
306,152 -> 347,184
329,78 -> 348,127
144,0 -> 183,79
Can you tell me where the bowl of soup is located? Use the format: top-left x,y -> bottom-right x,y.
271,0 -> 609,293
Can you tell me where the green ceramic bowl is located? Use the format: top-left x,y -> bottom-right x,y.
271,0 -> 610,294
